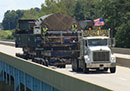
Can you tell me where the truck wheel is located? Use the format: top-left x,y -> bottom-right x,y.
110,67 -> 116,73
72,59 -> 79,72
104,68 -> 108,71
72,59 -> 75,71
75,59 -> 79,72
83,63 -> 89,73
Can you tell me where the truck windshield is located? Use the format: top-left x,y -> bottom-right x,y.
87,39 -> 107,46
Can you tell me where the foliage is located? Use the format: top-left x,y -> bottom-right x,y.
2,10 -> 24,30
115,19 -> 130,48
0,30 -> 14,40
22,8 -> 41,19
74,0 -> 101,20
0,23 -> 3,29
100,0 -> 130,47
1,0 -> 130,47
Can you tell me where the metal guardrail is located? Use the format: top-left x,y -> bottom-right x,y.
0,39 -> 14,42
0,41 -> 15,47
116,57 -> 130,68
112,47 -> 130,55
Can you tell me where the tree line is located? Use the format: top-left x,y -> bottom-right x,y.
1,0 -> 130,48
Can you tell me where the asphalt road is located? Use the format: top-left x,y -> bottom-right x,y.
0,44 -> 130,91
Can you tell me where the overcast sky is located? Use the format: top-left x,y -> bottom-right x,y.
0,0 -> 45,22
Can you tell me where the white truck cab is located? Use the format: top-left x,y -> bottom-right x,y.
72,35 -> 116,73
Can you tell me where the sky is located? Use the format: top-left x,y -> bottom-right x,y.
0,0 -> 45,22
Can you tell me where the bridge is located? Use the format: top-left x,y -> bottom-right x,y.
0,41 -> 130,91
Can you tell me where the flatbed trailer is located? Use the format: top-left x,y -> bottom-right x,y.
15,30 -> 82,68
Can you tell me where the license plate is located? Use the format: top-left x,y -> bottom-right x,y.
99,64 -> 104,70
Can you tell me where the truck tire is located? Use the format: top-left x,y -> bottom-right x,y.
62,64 -> 66,68
45,59 -> 49,66
83,63 -> 89,73
110,67 -> 116,73
41,59 -> 46,66
76,59 -> 80,72
104,68 -> 108,71
72,59 -> 79,72
72,59 -> 75,71
32,58 -> 35,62
16,53 -> 21,57
23,54 -> 29,60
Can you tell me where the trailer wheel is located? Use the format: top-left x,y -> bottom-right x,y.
62,64 -> 66,68
110,67 -> 116,73
45,59 -> 49,66
32,58 -> 35,62
41,59 -> 45,65
23,54 -> 29,60
16,53 -> 21,57
72,66 -> 75,71
83,63 -> 89,73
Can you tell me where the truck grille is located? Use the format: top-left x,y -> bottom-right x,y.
93,51 -> 110,61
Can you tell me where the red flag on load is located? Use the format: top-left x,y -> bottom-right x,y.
94,18 -> 104,27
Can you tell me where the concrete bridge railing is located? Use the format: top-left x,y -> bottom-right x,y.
0,51 -> 111,91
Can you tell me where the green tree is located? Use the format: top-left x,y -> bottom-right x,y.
2,10 -> 24,30
74,0 -> 85,20
115,0 -> 130,47
74,0 -> 101,20
115,20 -> 130,48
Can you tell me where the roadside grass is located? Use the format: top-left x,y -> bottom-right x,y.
0,30 -> 14,40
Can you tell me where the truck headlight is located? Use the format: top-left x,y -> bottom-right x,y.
87,58 -> 90,61
84,55 -> 91,63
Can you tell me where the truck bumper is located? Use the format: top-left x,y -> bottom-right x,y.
86,63 -> 116,69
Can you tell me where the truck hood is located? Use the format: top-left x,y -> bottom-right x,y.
88,46 -> 110,52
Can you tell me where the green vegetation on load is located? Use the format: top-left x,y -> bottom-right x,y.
0,30 -> 14,40
1,0 -> 130,48
83,30 -> 109,37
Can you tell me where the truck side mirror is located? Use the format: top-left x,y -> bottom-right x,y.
111,38 -> 116,47
108,38 -> 111,47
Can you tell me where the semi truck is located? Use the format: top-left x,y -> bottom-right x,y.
15,13 -> 116,73
72,30 -> 116,73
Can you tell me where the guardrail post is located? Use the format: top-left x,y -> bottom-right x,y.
14,69 -> 20,91
0,61 -> 2,81
5,64 -> 8,84
33,78 -> 41,91
31,77 -> 33,91
24,73 -> 26,91
2,62 -> 5,81
9,66 -> 11,86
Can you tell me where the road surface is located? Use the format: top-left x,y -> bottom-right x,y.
0,44 -> 130,91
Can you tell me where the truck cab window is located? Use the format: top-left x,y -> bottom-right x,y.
88,39 -> 107,46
